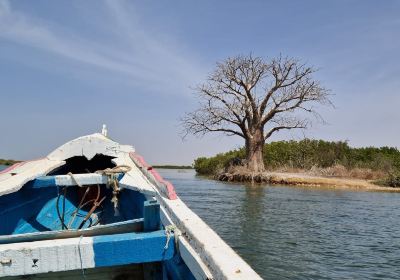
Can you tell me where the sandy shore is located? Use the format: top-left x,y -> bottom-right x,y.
216,171 -> 400,192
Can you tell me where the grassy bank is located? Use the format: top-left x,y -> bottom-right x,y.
0,159 -> 20,166
216,168 -> 400,192
194,139 -> 400,187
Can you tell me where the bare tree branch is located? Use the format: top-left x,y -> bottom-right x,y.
181,54 -> 333,172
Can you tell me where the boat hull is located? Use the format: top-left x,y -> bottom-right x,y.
0,133 -> 262,279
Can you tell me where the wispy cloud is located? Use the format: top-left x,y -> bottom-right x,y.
0,0 -> 203,93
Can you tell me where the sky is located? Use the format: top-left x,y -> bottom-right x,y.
0,0 -> 399,165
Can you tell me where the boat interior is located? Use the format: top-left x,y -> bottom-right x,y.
0,155 -> 147,242
0,153 -> 197,280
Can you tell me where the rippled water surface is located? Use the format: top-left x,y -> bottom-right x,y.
158,169 -> 400,280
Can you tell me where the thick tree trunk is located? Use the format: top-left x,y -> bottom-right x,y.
245,129 -> 265,172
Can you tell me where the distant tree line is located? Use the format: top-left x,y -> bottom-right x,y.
0,159 -> 20,166
194,139 -> 400,177
153,165 -> 193,169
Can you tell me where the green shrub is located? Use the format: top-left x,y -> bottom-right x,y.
194,149 -> 245,175
377,171 -> 400,188
194,139 -> 400,176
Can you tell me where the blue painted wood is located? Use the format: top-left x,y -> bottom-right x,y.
163,254 -> 196,280
0,186 -> 57,235
118,188 -> 146,220
143,200 -> 160,232
0,180 -> 147,235
29,176 -> 56,188
93,230 -> 175,267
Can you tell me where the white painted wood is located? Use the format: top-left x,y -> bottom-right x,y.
0,133 -> 135,196
0,159 -> 64,196
132,159 -> 262,279
0,237 -> 95,277
160,208 -> 213,280
48,133 -> 134,161
162,198 -> 262,280
112,153 -> 157,196
178,236 -> 214,280
53,173 -> 108,186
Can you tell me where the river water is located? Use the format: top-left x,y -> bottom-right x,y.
1,165 -> 399,279
158,169 -> 400,280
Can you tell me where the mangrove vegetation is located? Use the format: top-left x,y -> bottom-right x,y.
194,139 -> 400,187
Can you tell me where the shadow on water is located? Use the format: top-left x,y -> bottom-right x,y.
239,184 -> 266,253
242,183 -> 266,219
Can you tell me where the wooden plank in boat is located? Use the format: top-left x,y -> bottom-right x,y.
2,263 -> 144,280
0,218 -> 144,244
0,230 -> 174,277
27,173 -> 123,188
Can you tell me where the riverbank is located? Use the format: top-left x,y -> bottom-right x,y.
194,139 -> 400,191
215,170 -> 400,192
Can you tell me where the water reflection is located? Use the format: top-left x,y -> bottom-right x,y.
159,169 -> 400,280
235,184 -> 267,270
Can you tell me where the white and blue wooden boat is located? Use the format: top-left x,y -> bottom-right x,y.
0,129 -> 261,279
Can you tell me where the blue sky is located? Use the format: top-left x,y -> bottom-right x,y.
0,0 -> 399,164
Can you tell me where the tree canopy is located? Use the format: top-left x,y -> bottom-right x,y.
182,54 -> 332,172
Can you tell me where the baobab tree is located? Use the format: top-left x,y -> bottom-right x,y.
182,54 -> 332,172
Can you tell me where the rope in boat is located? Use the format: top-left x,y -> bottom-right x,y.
164,225 -> 179,250
96,165 -> 132,216
68,172 -> 83,188
67,184 -> 98,229
56,165 -> 131,230
56,186 -> 69,230
95,165 -> 132,175
78,235 -> 87,280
